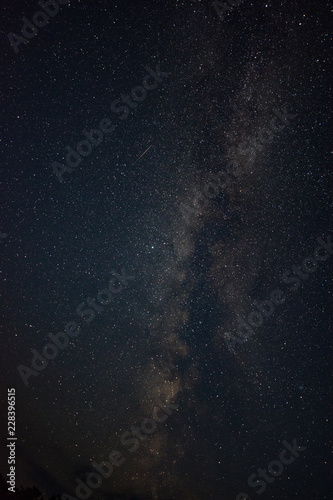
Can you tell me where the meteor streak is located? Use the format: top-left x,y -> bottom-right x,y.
135,145 -> 152,163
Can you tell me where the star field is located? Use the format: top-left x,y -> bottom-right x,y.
0,1 -> 332,499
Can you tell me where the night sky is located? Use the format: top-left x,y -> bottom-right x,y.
0,1 -> 332,499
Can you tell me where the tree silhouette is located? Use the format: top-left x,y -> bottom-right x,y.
0,474 -> 43,499
0,474 -> 154,499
